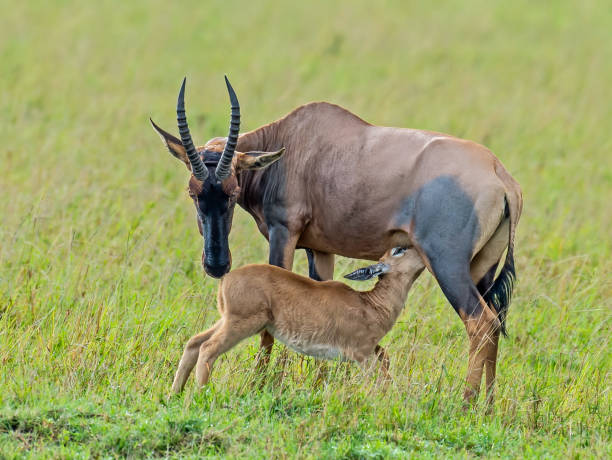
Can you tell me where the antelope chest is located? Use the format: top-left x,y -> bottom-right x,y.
266,326 -> 343,360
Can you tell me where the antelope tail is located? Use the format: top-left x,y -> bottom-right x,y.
484,168 -> 522,336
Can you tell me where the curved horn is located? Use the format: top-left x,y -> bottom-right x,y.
177,77 -> 208,181
215,76 -> 240,181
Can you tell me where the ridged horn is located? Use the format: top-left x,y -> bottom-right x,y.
177,77 -> 208,181
215,76 -> 240,181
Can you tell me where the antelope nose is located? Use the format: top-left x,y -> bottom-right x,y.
204,263 -> 230,279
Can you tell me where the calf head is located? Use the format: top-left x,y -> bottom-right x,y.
344,247 -> 415,280
151,77 -> 285,278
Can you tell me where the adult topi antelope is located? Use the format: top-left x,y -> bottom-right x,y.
150,77 -> 522,404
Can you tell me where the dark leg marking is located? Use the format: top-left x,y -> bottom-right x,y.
397,175 -> 482,317
305,248 -> 322,281
268,225 -> 290,267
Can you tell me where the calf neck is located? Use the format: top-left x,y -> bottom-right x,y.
171,247 -> 424,392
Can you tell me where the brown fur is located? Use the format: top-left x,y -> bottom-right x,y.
171,248 -> 425,393
233,103 -> 522,406
153,101 -> 522,405
234,103 -> 521,262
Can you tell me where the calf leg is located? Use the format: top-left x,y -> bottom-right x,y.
196,315 -> 268,387
256,330 -> 275,371
172,321 -> 222,393
354,347 -> 391,385
374,345 -> 391,380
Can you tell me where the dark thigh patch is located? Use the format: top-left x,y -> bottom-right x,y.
397,176 -> 480,254
396,176 -> 482,315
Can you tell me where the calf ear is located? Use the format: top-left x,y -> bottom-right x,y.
344,263 -> 390,281
235,148 -> 286,171
150,118 -> 191,170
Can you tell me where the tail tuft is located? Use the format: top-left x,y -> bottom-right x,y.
483,247 -> 515,337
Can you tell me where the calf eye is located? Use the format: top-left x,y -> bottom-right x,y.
391,247 -> 406,257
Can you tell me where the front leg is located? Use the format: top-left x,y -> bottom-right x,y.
305,249 -> 335,384
256,225 -> 300,373
305,249 -> 335,281
374,345 -> 392,383
268,225 -> 299,269
354,346 -> 392,387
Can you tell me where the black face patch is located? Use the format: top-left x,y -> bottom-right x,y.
396,175 -> 483,317
193,158 -> 236,278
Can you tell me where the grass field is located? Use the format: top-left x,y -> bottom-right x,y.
1,0 -> 610,457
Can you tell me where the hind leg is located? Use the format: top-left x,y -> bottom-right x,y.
475,263 -> 501,408
475,261 -> 502,407
424,253 -> 500,403
470,218 -> 509,405
374,345 -> 391,380
463,305 -> 500,404
433,262 -> 500,403
172,321 -> 222,393
407,176 -> 504,404
483,328 -> 500,410
196,315 -> 268,387
256,330 -> 275,371
470,218 -> 508,289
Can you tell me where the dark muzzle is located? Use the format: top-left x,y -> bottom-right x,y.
204,262 -> 230,278
202,249 -> 231,278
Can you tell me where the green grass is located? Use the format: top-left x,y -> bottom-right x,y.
1,0 -> 610,457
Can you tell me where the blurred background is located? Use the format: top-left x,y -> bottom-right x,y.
2,0 -> 610,261
0,0 -> 610,457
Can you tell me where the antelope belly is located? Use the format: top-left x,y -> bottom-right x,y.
267,327 -> 342,360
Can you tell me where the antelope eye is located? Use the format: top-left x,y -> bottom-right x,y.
391,247 -> 406,257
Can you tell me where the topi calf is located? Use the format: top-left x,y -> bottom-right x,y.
172,246 -> 424,392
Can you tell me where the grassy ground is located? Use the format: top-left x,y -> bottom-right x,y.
1,0 -> 610,457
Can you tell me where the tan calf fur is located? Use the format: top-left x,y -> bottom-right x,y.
172,247 -> 424,393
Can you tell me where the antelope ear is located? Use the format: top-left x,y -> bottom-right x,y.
150,118 -> 191,170
344,263 -> 390,281
235,148 -> 286,171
